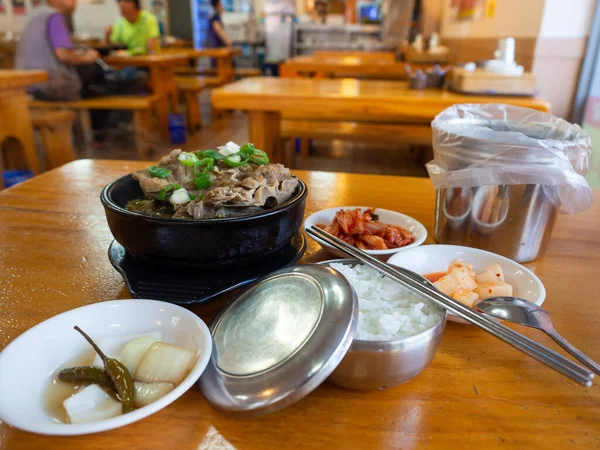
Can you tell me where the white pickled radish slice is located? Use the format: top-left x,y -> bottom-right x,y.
63,384 -> 121,424
485,263 -> 505,282
135,342 -> 197,385
133,382 -> 174,408
91,332 -> 162,368
476,281 -> 513,300
119,336 -> 161,375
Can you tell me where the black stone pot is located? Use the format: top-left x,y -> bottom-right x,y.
100,174 -> 308,271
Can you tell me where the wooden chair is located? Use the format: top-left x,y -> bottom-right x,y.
30,110 -> 76,170
175,77 -> 207,133
30,95 -> 159,159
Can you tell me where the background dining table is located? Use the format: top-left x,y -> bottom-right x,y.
211,77 -> 552,160
103,53 -> 189,139
280,53 -> 435,79
0,159 -> 599,449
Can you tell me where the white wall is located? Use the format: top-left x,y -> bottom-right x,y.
0,0 -> 155,38
253,0 -> 304,15
539,0 -> 596,38
0,0 -> 37,33
440,0 -> 545,38
73,0 -> 121,38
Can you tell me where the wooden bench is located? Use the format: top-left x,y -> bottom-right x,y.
281,119 -> 433,161
30,110 -> 76,171
173,68 -> 223,87
30,95 -> 159,158
175,77 -> 207,133
175,67 -> 261,80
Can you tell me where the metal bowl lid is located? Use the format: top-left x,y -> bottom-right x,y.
199,264 -> 358,416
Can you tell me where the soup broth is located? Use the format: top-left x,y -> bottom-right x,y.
44,350 -> 95,424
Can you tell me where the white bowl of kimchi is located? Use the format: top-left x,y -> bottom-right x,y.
304,206 -> 427,260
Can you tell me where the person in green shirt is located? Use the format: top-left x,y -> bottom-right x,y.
105,0 -> 160,55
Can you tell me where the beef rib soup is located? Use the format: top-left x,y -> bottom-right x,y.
127,142 -> 299,220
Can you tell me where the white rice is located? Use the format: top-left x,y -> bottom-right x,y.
331,263 -> 444,341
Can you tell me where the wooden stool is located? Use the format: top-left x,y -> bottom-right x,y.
0,90 -> 40,174
30,110 -> 76,170
175,77 -> 207,133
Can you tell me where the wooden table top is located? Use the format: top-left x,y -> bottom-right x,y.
161,47 -> 243,58
212,77 -> 551,118
103,53 -> 190,67
0,69 -> 46,90
0,159 -> 599,449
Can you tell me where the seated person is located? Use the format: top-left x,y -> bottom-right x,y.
207,0 -> 232,48
15,0 -> 99,100
106,0 -> 160,55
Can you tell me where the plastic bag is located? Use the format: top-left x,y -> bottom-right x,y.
426,104 -> 593,214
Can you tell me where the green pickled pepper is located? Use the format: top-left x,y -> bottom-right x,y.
74,326 -> 135,413
58,366 -> 113,387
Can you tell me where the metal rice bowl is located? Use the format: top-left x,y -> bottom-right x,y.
318,259 -> 447,391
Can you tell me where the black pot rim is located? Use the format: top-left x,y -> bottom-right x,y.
100,173 -> 308,226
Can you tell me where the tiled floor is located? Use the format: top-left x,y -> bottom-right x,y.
75,91 -> 429,178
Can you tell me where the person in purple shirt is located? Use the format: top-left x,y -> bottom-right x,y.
16,0 -> 99,100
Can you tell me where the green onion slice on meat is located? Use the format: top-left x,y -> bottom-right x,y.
223,153 -> 250,168
177,152 -> 199,167
194,158 -> 214,174
147,166 -> 172,179
250,149 -> 269,165
198,149 -> 225,161
194,173 -> 212,190
157,183 -> 181,201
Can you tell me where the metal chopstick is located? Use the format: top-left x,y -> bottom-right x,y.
307,226 -> 594,387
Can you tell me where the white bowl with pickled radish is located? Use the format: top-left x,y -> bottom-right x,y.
387,245 -> 546,324
304,206 -> 427,260
0,299 -> 212,436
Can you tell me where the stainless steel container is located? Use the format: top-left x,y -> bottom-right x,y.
328,315 -> 446,390
430,114 -> 591,263
320,259 -> 447,391
434,184 -> 558,263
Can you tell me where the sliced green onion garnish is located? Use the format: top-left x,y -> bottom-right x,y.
200,149 -> 225,161
250,149 -> 269,165
189,194 -> 204,201
194,157 -> 214,174
147,166 -> 172,179
178,152 -> 199,167
223,154 -> 249,167
239,143 -> 256,156
157,183 -> 181,201
194,173 -> 212,190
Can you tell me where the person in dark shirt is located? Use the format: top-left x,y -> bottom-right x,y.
207,0 -> 232,48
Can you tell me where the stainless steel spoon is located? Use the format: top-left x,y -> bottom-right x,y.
477,297 -> 600,376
